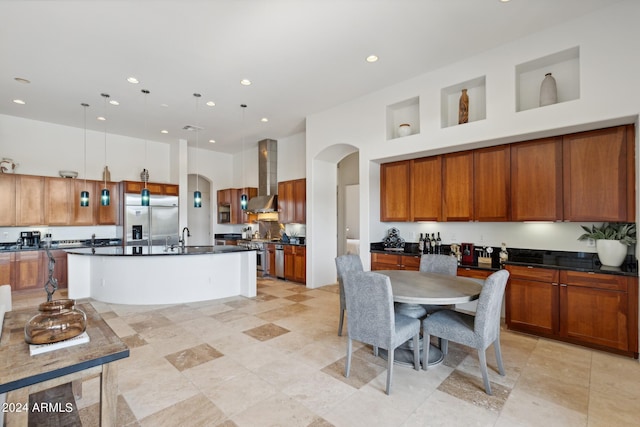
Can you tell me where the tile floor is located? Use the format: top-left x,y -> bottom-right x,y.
11,277 -> 640,426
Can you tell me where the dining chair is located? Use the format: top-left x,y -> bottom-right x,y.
419,254 -> 458,314
421,269 -> 510,395
343,271 -> 420,395
335,254 -> 364,336
0,284 -> 12,427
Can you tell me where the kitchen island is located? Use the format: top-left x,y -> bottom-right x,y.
66,245 -> 256,305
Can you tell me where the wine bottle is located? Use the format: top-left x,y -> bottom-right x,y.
436,232 -> 442,254
418,233 -> 424,253
430,233 -> 436,254
424,236 -> 430,254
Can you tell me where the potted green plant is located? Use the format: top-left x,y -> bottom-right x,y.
577,222 -> 636,267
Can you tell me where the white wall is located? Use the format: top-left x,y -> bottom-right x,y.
306,1 -> 640,287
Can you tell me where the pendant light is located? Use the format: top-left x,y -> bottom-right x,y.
193,93 -> 202,208
80,103 -> 90,207
100,93 -> 110,206
141,89 -> 150,206
240,104 -> 248,210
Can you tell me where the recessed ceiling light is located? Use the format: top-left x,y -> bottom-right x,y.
261,117 -> 268,122
13,99 -> 25,105
109,100 -> 119,106
127,77 -> 139,84
14,77 -> 30,84
97,116 -> 106,121
209,139 -> 215,144
160,103 -> 169,108
499,0 -> 511,2
240,79 -> 252,86
161,130 -> 168,134
366,55 -> 379,63
206,101 -> 215,107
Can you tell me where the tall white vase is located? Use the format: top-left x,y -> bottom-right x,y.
596,239 -> 628,267
539,72 -> 557,107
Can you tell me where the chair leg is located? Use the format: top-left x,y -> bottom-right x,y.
478,349 -> 492,395
373,346 -> 379,357
345,338 -> 352,378
494,338 -> 505,376
412,333 -> 420,371
338,308 -> 345,336
386,348 -> 394,395
422,333 -> 431,370
441,339 -> 449,355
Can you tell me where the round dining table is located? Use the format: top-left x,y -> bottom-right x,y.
375,269 -> 484,367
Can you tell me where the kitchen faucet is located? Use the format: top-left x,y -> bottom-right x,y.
180,227 -> 191,249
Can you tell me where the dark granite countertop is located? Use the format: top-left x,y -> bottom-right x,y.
0,238 -> 121,252
370,242 -> 638,277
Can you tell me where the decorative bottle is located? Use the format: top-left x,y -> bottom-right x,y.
424,236 -> 430,254
418,233 -> 424,253
499,242 -> 509,267
436,232 -> 442,254
430,233 -> 436,254
539,73 -> 557,106
102,165 -> 111,181
458,89 -> 469,124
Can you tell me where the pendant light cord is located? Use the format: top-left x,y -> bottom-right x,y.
102,93 -> 109,187
142,89 -> 150,188
194,93 -> 201,191
82,103 -> 88,187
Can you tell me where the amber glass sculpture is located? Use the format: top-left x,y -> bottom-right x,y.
25,299 -> 87,345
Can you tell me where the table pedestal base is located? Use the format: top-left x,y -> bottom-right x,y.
378,339 -> 444,368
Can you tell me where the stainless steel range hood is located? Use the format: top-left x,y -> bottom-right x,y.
246,138 -> 278,214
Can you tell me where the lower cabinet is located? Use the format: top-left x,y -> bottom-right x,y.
505,265 -> 638,357
10,250 -> 68,292
266,244 -> 276,277
370,252 -> 420,271
284,245 -> 306,283
0,253 -> 12,285
457,267 -> 493,280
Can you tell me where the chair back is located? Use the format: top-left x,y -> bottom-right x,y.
343,271 -> 394,349
474,270 -> 509,344
419,254 -> 458,276
335,254 -> 364,304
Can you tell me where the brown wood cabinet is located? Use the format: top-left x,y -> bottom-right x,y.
96,181 -> 120,225
284,245 -> 306,283
217,187 -> 257,224
0,174 -> 16,226
0,253 -> 12,285
266,244 -> 276,277
71,179 -> 96,226
44,177 -> 73,225
44,250 -> 68,289
506,264 -> 638,357
511,137 -> 563,221
278,179 -> 306,224
412,157 -> 442,221
442,151 -> 473,221
16,175 -> 45,226
380,161 -> 412,222
457,267 -> 493,280
123,181 -> 178,197
13,251 -> 42,291
371,252 -> 420,271
474,145 -> 510,221
563,125 -> 635,222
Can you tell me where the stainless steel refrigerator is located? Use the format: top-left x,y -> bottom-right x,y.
121,193 -> 179,246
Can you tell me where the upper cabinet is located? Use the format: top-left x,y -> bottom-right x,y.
473,145 -> 510,222
380,124 -> 635,224
412,156 -> 442,221
278,179 -> 306,224
380,161 -> 412,222
563,126 -> 634,222
217,187 -> 258,224
442,151 -> 474,221
16,175 -> 44,226
44,177 -> 73,225
0,174 -> 16,226
511,137 -> 563,221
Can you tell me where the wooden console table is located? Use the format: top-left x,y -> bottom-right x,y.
0,302 -> 129,426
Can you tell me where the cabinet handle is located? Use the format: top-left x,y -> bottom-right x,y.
527,266 -> 533,269
560,283 -> 567,287
552,282 -> 558,286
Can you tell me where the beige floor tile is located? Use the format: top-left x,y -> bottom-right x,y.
588,388 -> 640,427
164,343 -> 224,371
231,392 -> 318,427
590,351 -> 640,396
495,388 -> 587,427
139,393 -> 227,427
198,371 -> 278,418
255,357 -> 319,389
243,322 -> 290,341
404,389 -> 499,427
182,356 -> 252,390
282,371 -> 357,417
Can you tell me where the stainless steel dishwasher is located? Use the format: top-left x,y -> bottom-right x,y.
275,244 -> 285,279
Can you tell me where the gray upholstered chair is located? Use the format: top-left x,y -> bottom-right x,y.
422,269 -> 510,395
335,254 -> 364,336
419,254 -> 458,314
0,284 -> 12,427
343,271 -> 420,395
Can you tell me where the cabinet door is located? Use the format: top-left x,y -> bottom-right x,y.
293,179 -> 306,223
284,245 -> 295,280
511,137 -> 563,221
293,246 -> 306,283
380,160 -> 411,222
278,181 -> 294,224
124,181 -> 144,193
16,175 -> 45,226
164,184 -> 179,196
371,253 -> 401,270
401,255 -> 420,271
146,182 -> 164,194
457,267 -> 492,280
0,174 -> 16,226
474,145 -> 510,221
72,180 -> 97,225
505,266 -> 559,336
412,157 -> 442,221
13,251 -> 41,291
45,177 -> 73,225
41,250 -> 68,289
266,245 -> 276,277
563,126 -> 630,222
97,181 -> 120,225
442,152 -> 473,221
0,253 -> 12,285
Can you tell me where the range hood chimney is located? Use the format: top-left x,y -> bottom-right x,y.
246,139 -> 278,213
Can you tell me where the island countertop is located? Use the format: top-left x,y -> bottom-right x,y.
65,245 -> 249,256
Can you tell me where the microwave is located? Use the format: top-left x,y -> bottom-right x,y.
218,204 -> 231,223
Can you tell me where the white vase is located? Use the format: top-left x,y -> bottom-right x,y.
398,123 -> 411,137
596,239 -> 628,267
539,72 -> 557,107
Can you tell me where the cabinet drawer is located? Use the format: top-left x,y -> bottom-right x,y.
371,253 -> 400,266
458,267 -> 493,280
402,255 -> 420,270
506,265 -> 559,282
559,270 -> 628,292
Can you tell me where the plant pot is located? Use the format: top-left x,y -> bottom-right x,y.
596,239 -> 628,267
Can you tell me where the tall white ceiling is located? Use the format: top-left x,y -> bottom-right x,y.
0,0 -> 621,153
